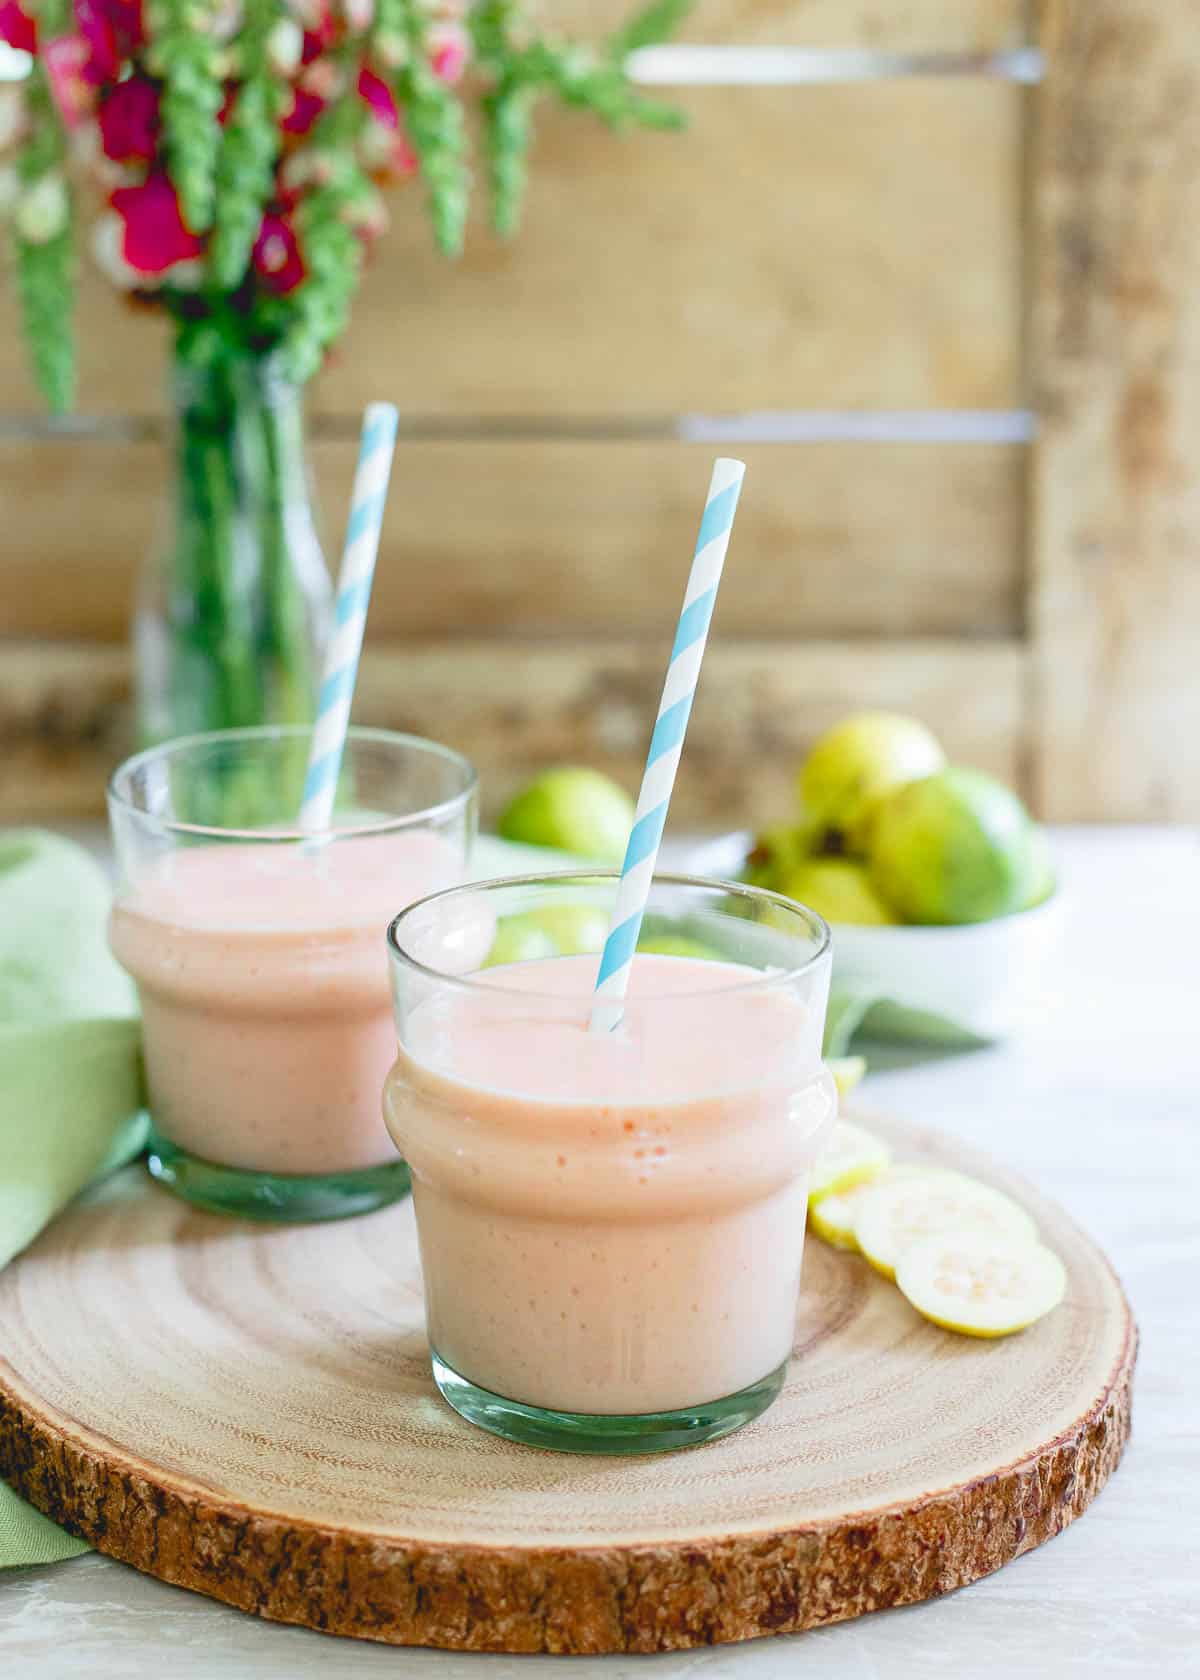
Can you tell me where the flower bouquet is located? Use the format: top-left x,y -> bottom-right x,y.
1,0 -> 689,740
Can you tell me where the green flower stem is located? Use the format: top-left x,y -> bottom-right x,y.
607,0 -> 696,59
157,349 -> 325,753
173,360 -> 264,732
257,385 -> 323,729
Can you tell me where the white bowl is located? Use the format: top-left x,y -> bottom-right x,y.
673,831 -> 1064,1042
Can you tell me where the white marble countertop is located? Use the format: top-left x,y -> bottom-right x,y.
3,826 -> 1198,1678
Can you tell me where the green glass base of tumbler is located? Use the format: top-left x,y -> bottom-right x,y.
430,1349 -> 787,1455
145,1128 -> 410,1223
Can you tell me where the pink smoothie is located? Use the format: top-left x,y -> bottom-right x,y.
110,832 -> 462,1176
384,953 -> 836,1415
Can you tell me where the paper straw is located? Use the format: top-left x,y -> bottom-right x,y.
299,402 -> 399,832
589,457 -> 745,1033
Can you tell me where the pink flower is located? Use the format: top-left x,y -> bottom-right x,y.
300,29 -> 326,65
429,23 -> 469,86
72,1 -> 117,85
111,173 -> 204,274
343,184 -> 387,240
281,87 -> 324,136
392,130 -> 418,176
278,148 -> 335,200
300,54 -> 340,99
43,35 -> 95,129
253,212 -> 305,294
357,65 -> 398,129
359,115 -> 417,181
300,2 -> 336,65
98,75 -> 159,162
72,1 -> 142,73
99,0 -> 142,50
0,1 -> 36,53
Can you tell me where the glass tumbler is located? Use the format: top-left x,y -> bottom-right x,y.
108,725 -> 477,1222
384,872 -> 836,1453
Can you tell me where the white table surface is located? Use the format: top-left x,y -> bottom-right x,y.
3,826 -> 1198,1678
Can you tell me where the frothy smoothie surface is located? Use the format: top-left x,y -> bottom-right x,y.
111,830 -> 462,1176
126,830 -> 459,933
404,953 -> 821,1104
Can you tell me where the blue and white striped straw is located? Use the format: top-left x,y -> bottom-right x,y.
589,456 -> 746,1033
299,402 -> 399,832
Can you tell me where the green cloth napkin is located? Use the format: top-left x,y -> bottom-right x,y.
1,831 -> 146,1568
822,988 -> 990,1059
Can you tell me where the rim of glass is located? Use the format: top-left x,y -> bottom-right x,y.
107,725 -> 478,843
387,870 -> 832,1003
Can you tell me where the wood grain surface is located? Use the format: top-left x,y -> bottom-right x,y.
0,83 -> 1021,418
0,637 -> 1026,823
8,0 -> 1196,825
1030,0 -> 1200,821
0,5 -> 1035,822
555,1 -> 1030,51
0,440 -> 1023,641
0,1113 -> 1134,1655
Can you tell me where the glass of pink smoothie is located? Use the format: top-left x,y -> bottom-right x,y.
384,872 -> 835,1453
108,726 -> 477,1222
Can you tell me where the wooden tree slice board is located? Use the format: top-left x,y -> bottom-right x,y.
0,1112 -> 1134,1655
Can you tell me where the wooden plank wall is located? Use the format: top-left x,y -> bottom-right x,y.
2,1 -> 1195,824
1031,0 -> 1200,821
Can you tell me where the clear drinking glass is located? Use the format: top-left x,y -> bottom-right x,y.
108,726 -> 477,1222
384,872 -> 836,1454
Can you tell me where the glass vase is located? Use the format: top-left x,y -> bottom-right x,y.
135,349 -> 331,745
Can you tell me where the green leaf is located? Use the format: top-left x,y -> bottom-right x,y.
475,20 -> 687,137
527,40 -> 682,130
469,1 -> 520,68
156,0 -> 225,235
607,0 -> 695,60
